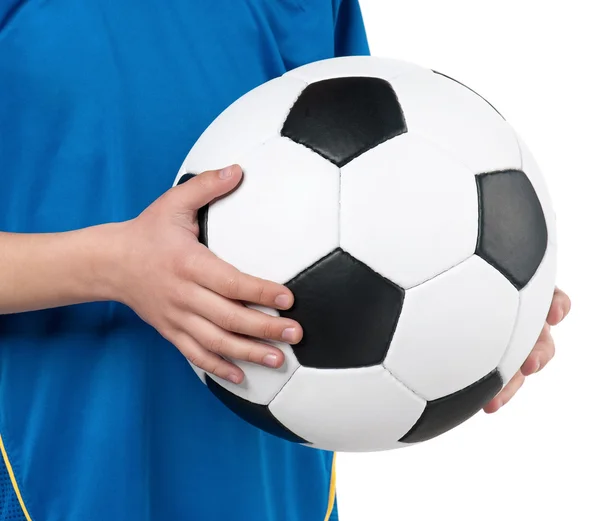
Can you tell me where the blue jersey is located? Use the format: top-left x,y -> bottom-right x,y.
0,2 -> 369,520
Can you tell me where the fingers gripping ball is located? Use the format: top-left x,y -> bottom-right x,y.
173,56 -> 557,452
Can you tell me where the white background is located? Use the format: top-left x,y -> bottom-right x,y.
336,1 -> 600,520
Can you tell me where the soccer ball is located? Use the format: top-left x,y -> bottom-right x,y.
174,56 -> 557,452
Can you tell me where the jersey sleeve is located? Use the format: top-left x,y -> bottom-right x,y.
333,0 -> 371,57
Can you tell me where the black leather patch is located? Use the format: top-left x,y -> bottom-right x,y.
281,248 -> 405,369
400,369 -> 503,444
281,77 -> 407,167
432,70 -> 505,120
176,173 -> 208,246
475,170 -> 547,290
206,376 -> 308,444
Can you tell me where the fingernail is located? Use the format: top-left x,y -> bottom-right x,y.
282,328 -> 296,343
275,294 -> 291,308
535,360 -> 541,373
263,353 -> 280,368
219,165 -> 234,179
227,373 -> 242,384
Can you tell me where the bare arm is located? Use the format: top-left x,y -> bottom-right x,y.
0,224 -> 124,314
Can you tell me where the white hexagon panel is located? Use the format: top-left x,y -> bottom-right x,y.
269,366 -> 426,452
389,69 -> 522,174
207,136 -> 340,284
340,133 -> 479,289
385,255 -> 519,401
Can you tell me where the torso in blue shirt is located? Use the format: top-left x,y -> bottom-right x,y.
0,2 -> 369,520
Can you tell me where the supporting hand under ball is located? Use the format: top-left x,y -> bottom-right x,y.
484,287 -> 571,413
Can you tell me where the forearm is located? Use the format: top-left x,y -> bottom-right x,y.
0,223 -> 125,314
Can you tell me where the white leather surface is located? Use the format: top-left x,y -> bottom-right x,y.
385,255 -> 519,401
389,70 -> 522,174
270,365 -> 426,452
208,136 -> 340,284
340,133 -> 479,289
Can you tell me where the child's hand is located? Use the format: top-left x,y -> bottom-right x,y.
115,165 -> 303,385
484,287 -> 571,413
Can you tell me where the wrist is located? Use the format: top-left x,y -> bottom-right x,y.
79,221 -> 132,304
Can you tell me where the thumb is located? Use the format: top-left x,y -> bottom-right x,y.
173,164 -> 243,211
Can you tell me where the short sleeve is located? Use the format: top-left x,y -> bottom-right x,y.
333,0 -> 371,57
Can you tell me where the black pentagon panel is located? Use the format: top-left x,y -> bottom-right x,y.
281,77 -> 407,167
281,248 -> 405,369
432,70 -> 505,120
400,369 -> 503,444
475,170 -> 548,290
176,173 -> 208,246
206,376 -> 308,444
